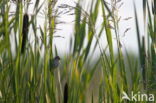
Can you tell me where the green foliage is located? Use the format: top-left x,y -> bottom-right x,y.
0,0 -> 155,103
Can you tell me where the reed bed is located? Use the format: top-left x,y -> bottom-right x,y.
0,0 -> 155,103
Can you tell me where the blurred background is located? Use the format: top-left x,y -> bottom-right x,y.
10,0 -> 144,56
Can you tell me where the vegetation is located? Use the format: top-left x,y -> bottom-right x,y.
0,0 -> 155,103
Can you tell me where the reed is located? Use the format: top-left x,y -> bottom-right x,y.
21,13 -> 29,54
0,0 -> 155,103
64,83 -> 68,103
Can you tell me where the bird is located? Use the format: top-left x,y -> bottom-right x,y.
49,56 -> 61,72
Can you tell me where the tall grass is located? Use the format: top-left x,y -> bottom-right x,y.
0,0 -> 155,103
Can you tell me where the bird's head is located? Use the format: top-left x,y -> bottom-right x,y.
55,56 -> 60,61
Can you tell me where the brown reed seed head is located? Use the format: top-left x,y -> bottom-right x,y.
64,83 -> 68,103
21,13 -> 29,54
